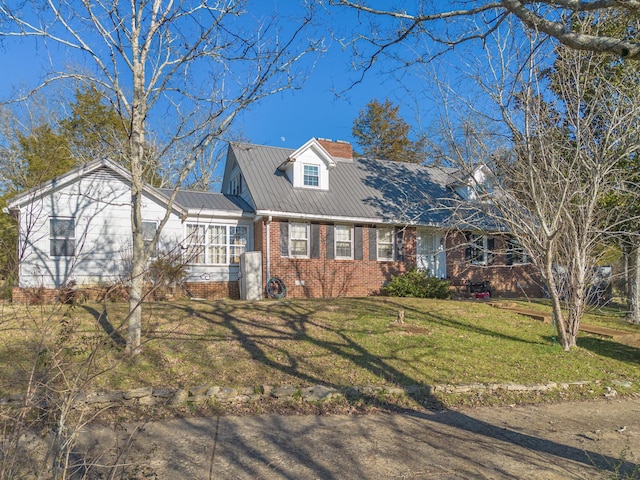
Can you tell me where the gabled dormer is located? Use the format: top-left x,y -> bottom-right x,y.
277,138 -> 337,191
450,164 -> 496,201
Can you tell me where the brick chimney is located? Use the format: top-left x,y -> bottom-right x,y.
317,138 -> 353,159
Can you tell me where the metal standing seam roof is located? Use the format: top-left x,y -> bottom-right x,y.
157,188 -> 253,214
230,142 -> 462,226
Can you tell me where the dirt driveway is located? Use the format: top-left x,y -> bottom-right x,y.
75,396 -> 640,479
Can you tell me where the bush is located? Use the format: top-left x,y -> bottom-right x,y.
383,269 -> 450,299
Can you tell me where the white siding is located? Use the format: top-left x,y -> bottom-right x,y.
15,166 -> 252,289
292,146 -> 329,190
17,168 -> 182,288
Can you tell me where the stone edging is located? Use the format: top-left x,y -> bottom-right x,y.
2,380 -> 633,408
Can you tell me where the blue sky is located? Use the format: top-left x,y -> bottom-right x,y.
0,1 -> 447,154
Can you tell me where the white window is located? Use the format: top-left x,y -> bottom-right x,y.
303,164 -> 319,187
208,225 -> 227,264
229,226 -> 248,264
186,224 -> 248,265
186,224 -> 206,264
289,222 -> 309,257
142,221 -> 157,257
229,174 -> 242,195
50,218 -> 75,257
377,227 -> 394,261
467,234 -> 494,265
335,225 -> 353,259
506,237 -> 529,265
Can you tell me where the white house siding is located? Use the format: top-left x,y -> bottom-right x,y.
16,168 -> 182,288
15,165 -> 253,291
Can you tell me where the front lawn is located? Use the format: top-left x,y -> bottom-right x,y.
1,297 -> 639,408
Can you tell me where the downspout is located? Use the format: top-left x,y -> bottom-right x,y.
265,216 -> 272,283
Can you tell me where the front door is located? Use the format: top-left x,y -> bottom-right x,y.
416,231 -> 446,279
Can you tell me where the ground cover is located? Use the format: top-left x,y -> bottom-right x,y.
1,297 -> 639,410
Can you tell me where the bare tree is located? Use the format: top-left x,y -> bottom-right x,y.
0,1 -> 321,354
432,25 -> 640,350
332,0 -> 640,76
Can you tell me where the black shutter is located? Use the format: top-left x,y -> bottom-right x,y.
326,224 -> 335,259
464,232 -> 472,262
354,226 -> 363,260
310,223 -> 320,259
280,222 -> 289,257
506,237 -> 514,266
395,227 -> 404,262
487,236 -> 495,265
369,227 -> 377,260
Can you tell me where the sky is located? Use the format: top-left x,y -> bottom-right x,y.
0,1 -> 455,154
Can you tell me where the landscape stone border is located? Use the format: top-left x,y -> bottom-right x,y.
1,380 -> 633,408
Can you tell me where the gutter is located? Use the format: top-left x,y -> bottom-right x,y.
255,210 -> 444,228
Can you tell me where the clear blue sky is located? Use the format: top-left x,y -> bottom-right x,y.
0,1 -> 455,152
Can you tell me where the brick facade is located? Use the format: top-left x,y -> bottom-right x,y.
183,281 -> 239,300
257,219 -> 413,298
446,231 -> 545,298
255,220 -> 544,299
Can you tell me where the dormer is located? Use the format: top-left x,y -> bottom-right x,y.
451,164 -> 495,201
277,138 -> 337,191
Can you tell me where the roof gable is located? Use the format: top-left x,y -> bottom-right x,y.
276,138 -> 336,191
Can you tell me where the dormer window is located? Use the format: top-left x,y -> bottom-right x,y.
278,139 -> 336,191
303,165 -> 319,187
229,174 -> 242,195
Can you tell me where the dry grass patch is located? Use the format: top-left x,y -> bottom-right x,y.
1,297 -> 639,405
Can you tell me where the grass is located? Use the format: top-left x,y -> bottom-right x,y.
1,297 -> 639,410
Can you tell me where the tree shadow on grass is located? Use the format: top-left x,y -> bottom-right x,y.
158,298 -> 639,477
82,304 -> 126,347
578,335 -> 640,365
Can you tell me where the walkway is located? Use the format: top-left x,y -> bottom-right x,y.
74,397 -> 640,479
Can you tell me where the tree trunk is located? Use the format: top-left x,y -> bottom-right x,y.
627,241 -> 640,324
544,253 -> 573,351
126,40 -> 147,355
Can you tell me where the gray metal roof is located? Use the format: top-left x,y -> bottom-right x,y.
230,142 -> 461,226
157,188 -> 252,214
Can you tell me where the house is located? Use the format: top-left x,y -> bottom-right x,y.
6,138 -> 544,302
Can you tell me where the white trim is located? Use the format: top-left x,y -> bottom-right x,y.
376,226 -> 395,261
334,224 -> 354,260
288,221 -> 310,258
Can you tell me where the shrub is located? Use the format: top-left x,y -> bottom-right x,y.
383,269 -> 450,299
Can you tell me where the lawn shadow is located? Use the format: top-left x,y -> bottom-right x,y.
378,297 -> 551,346
82,304 -> 126,347
578,335 -> 640,365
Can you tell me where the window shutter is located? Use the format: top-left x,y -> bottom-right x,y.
310,223 -> 320,259
464,232 -> 472,262
487,236 -> 495,265
506,237 -> 514,266
280,222 -> 289,257
326,224 -> 335,259
369,227 -> 377,260
354,226 -> 363,260
395,228 -> 404,262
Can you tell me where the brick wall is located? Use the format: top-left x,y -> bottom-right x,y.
255,220 -> 544,299
446,231 -> 545,298
257,219 -> 413,298
12,280 -> 239,304
183,281 -> 239,300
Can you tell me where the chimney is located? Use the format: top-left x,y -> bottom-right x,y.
317,138 -> 353,160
